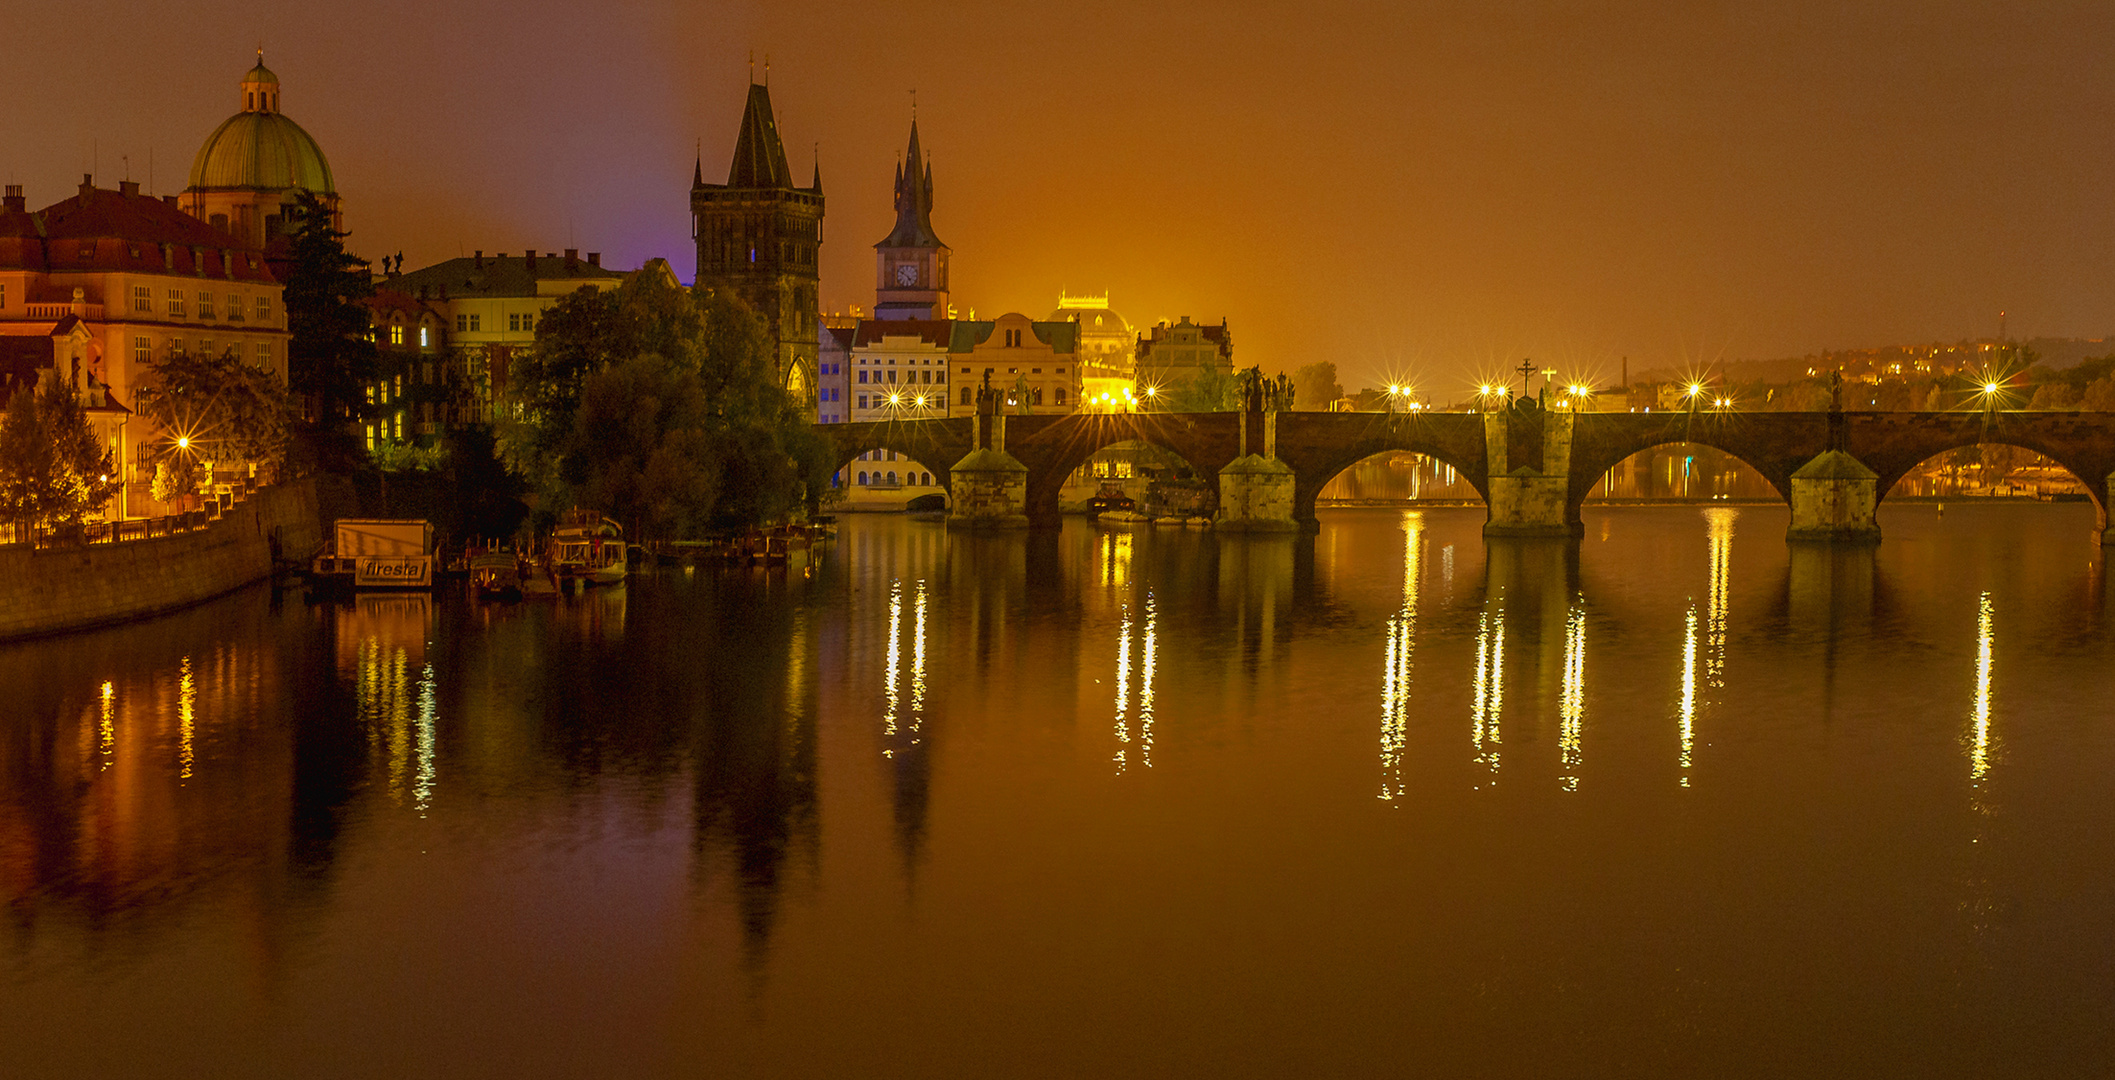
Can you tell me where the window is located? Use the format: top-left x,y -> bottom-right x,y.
1032,389 -> 1044,405
936,371 -> 945,383
227,294 -> 244,321
456,314 -> 467,332
134,337 -> 151,365
920,371 -> 931,384
255,296 -> 270,320
468,314 -> 481,332
920,472 -> 931,486
509,313 -> 522,332
858,471 -> 868,485
134,286 -> 152,313
0,284 -> 5,308
389,324 -> 405,345
961,367 -> 971,374
887,371 -> 897,383
255,343 -> 271,369
419,326 -> 429,348
961,387 -> 972,405
1031,368 -> 1042,374
857,393 -> 869,409
167,289 -> 185,317
1055,387 -> 1066,406
887,471 -> 898,485
198,293 -> 215,319
858,370 -> 868,384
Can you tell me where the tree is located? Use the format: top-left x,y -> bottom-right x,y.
1162,365 -> 1238,412
132,347 -> 292,487
0,377 -> 119,537
1290,362 -> 1344,411
508,269 -> 833,536
282,190 -> 376,469
2084,375 -> 2115,412
2029,381 -> 2079,410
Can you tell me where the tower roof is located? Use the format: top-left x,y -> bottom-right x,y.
190,55 -> 332,192
726,83 -> 793,189
875,119 -> 945,250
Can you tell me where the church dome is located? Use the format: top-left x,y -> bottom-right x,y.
186,57 -> 335,193
1048,302 -> 1132,341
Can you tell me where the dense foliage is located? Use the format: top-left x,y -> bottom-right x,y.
282,191 -> 377,469
132,347 -> 292,486
0,378 -> 119,535
1160,365 -> 1239,412
1290,362 -> 1344,410
501,268 -> 831,539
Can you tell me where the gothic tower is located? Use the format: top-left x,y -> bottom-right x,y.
692,82 -> 824,397
872,119 -> 949,321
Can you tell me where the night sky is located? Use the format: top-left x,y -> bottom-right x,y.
7,0 -> 2112,391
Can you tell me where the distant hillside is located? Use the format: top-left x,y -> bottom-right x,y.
1633,336 -> 2115,386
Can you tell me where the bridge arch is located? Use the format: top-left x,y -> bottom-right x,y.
1578,441 -> 1784,504
820,418 -> 973,488
1875,437 -> 2109,536
1007,413 -> 1238,526
1292,432 -> 1491,526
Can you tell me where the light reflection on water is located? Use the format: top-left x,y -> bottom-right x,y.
0,504 -> 2111,1077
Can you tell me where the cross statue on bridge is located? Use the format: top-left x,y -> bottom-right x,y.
1516,358 -> 1539,400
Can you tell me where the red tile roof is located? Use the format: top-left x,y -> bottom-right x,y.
0,182 -> 276,282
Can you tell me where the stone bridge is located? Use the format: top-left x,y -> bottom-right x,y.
821,406 -> 2115,543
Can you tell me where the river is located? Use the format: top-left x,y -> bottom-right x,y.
3,504 -> 2112,1077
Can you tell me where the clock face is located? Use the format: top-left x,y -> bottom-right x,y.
895,263 -> 919,287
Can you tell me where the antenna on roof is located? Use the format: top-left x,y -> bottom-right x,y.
910,88 -> 917,119
122,154 -> 129,181
764,54 -> 770,86
748,50 -> 755,84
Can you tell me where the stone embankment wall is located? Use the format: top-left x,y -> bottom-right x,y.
0,478 -> 328,642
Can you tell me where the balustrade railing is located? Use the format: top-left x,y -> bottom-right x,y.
1,471 -> 273,550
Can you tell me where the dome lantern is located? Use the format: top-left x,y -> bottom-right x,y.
242,51 -> 280,113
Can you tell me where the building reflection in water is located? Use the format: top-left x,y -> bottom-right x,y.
177,656 -> 196,781
1471,600 -> 1504,783
1559,598 -> 1586,792
337,594 -> 437,811
881,578 -> 934,869
1113,591 -> 1158,774
1379,512 -> 1424,801
1970,591 -> 1995,784
1678,508 -> 1738,787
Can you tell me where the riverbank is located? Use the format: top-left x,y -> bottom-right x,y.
0,477 -> 330,642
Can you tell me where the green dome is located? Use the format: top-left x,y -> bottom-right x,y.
187,110 -> 334,193
245,61 -> 279,86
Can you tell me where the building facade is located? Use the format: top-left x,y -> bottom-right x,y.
692,83 -> 823,403
181,56 -> 342,255
1136,316 -> 1233,390
386,249 -> 626,425
0,179 -> 286,519
363,289 -> 450,450
1047,292 -> 1135,411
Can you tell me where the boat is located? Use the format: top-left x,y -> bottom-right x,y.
1185,516 -> 1214,529
549,512 -> 627,586
468,551 -> 522,601
307,519 -> 436,594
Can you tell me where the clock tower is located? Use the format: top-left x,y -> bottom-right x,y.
693,81 -> 824,395
873,119 -> 949,321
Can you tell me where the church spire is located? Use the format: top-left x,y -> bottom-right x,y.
725,83 -> 792,189
875,117 -> 943,249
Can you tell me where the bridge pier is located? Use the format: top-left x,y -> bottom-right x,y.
1786,451 -> 1880,543
1483,405 -> 1582,538
947,413 -> 1030,530
1217,411 -> 1301,533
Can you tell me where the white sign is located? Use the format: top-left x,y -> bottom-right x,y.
354,555 -> 432,588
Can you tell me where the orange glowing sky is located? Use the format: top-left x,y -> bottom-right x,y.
6,1 -> 2112,395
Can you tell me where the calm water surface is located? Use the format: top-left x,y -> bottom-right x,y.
3,505 -> 2113,1077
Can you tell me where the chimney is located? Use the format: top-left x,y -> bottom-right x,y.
564,248 -> 578,266
162,195 -> 177,206
119,180 -> 139,198
587,252 -> 601,267
474,250 -> 483,268
525,250 -> 537,271
2,186 -> 22,213
79,173 -> 94,197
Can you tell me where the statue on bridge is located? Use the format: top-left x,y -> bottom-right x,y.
976,370 -> 999,415
1015,371 -> 1033,415
1234,366 -> 1296,413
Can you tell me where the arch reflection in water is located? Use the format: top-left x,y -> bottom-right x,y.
177,656 -> 195,781
1559,598 -> 1586,792
1380,512 -> 1424,801
1113,592 -> 1158,773
1971,591 -> 1994,783
1471,600 -> 1505,783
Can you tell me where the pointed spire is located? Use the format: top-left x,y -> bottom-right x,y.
724,83 -> 792,188
875,114 -> 944,250
810,143 -> 822,193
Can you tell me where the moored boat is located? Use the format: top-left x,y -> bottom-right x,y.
549,512 -> 627,586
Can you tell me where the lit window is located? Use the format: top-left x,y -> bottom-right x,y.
389,324 -> 405,345
419,326 -> 429,347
